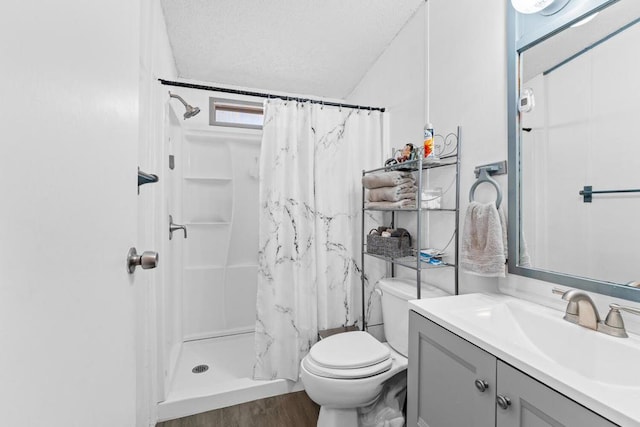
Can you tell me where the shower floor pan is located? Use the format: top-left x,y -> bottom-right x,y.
157,332 -> 304,422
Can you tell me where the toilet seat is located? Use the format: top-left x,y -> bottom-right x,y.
303,354 -> 392,379
304,331 -> 392,379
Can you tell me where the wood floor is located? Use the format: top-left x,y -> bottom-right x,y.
156,391 -> 320,427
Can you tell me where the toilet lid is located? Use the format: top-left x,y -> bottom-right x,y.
308,331 -> 390,369
303,353 -> 392,379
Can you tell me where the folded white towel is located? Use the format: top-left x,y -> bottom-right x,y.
368,185 -> 417,202
362,172 -> 414,189
460,202 -> 507,277
365,199 -> 416,209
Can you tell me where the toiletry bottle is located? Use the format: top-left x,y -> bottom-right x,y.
423,123 -> 434,158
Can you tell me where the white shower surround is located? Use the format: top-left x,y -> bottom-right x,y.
254,99 -> 386,381
158,100 -> 278,420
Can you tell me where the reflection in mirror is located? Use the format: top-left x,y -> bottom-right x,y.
509,0 -> 640,300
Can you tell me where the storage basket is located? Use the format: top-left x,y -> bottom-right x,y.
366,230 -> 412,258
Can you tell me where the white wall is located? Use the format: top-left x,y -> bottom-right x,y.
348,0 -> 640,336
0,1 -> 141,426
347,0 -> 505,314
426,0 -> 508,296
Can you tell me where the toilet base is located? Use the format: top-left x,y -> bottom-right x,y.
317,407 -> 358,427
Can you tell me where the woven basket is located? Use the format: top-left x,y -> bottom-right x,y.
367,231 -> 412,258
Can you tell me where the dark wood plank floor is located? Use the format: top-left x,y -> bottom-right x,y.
156,391 -> 320,427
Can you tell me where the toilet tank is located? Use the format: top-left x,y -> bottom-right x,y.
378,278 -> 450,357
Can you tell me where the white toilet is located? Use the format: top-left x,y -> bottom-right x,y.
300,278 -> 449,427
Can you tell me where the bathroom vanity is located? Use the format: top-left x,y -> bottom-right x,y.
407,294 -> 640,426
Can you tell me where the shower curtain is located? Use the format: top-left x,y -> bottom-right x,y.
254,99 -> 385,381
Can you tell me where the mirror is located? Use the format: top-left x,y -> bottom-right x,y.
507,0 -> 640,301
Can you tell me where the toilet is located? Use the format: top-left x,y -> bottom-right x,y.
300,278 -> 449,427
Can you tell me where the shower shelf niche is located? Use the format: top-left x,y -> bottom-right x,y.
184,176 -> 233,181
184,222 -> 231,227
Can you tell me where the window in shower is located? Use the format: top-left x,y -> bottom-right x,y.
209,98 -> 264,129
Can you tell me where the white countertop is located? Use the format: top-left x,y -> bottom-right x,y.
409,293 -> 640,427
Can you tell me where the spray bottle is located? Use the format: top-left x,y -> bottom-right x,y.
423,123 -> 434,159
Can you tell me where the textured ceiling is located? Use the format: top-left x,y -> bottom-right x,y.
160,0 -> 424,99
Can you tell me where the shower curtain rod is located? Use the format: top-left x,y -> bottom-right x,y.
158,79 -> 386,112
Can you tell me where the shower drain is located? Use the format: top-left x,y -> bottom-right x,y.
192,364 -> 209,374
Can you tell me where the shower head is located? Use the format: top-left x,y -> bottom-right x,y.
169,91 -> 201,120
184,105 -> 200,119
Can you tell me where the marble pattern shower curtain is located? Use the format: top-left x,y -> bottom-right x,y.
254,99 -> 385,381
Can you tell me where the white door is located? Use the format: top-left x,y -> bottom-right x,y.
0,2 -> 141,426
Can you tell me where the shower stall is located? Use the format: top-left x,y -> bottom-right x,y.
155,94 -> 302,422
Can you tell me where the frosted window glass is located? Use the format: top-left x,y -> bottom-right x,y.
216,109 -> 263,126
210,98 -> 264,129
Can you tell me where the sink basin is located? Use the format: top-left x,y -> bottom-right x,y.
410,293 -> 640,426
446,295 -> 640,387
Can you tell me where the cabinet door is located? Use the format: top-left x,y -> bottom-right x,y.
496,361 -> 617,427
408,311 -> 497,427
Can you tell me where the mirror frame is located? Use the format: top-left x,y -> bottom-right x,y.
506,0 -> 640,302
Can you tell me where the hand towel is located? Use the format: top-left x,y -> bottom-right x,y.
368,185 -> 418,202
365,199 -> 416,209
519,231 -> 531,267
499,210 -> 532,268
460,201 -> 507,277
362,172 -> 414,189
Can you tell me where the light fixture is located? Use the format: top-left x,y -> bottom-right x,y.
511,0 -> 555,14
511,0 -> 571,15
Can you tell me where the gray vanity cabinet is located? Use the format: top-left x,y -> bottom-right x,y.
496,361 -> 617,427
408,310 -> 618,427
407,310 -> 497,426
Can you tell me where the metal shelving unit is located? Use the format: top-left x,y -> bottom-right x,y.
361,126 -> 461,330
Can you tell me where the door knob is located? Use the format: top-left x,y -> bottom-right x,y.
127,247 -> 159,274
496,394 -> 512,410
474,379 -> 489,393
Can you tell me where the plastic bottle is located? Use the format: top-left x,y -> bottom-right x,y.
423,123 -> 434,158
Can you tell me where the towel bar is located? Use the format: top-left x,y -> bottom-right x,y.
579,185 -> 640,203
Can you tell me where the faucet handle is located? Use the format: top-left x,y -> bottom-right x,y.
552,287 -> 568,296
611,303 -> 640,317
602,303 -> 640,338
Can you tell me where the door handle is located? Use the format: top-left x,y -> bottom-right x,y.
127,247 -> 159,274
169,215 -> 188,240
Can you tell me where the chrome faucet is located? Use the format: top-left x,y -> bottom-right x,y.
556,289 -> 601,330
553,288 -> 640,338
